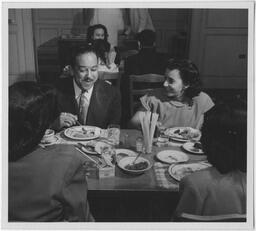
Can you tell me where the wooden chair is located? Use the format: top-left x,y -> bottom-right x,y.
99,71 -> 120,88
175,213 -> 246,222
129,74 -> 165,116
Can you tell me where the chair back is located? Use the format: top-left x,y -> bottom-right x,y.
175,213 -> 246,222
99,72 -> 120,88
129,74 -> 165,116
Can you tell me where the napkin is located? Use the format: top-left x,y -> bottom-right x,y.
139,111 -> 159,153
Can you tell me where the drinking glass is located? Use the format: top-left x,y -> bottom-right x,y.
107,124 -> 120,146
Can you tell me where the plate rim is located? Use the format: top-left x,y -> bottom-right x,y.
115,148 -> 137,157
164,127 -> 200,142
80,144 -> 98,155
156,150 -> 189,164
64,125 -> 101,140
168,162 -> 211,181
182,142 -> 204,154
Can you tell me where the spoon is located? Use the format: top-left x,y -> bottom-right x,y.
132,151 -> 142,165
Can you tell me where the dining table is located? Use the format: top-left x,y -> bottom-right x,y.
43,128 -> 207,222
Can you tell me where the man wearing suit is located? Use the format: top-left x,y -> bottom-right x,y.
54,46 -> 121,130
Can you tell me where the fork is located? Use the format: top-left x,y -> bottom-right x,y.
76,120 -> 82,126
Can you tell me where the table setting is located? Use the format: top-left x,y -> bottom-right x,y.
38,113 -> 211,191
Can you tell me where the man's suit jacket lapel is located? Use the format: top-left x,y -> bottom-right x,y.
62,77 -> 79,115
86,80 -> 109,127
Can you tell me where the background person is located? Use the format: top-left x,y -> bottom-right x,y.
9,81 -> 94,221
92,39 -> 118,73
121,29 -> 170,127
89,9 -> 125,47
124,29 -> 169,75
174,99 -> 247,217
130,59 -> 214,130
53,45 -> 121,130
86,24 -> 121,66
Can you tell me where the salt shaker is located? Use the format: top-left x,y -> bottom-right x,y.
123,133 -> 129,148
136,137 -> 143,153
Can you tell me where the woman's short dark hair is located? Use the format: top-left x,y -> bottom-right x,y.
165,59 -> 202,99
9,81 -> 58,162
86,24 -> 108,44
201,99 -> 247,174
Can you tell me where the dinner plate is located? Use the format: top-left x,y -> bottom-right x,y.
168,162 -> 211,181
182,142 -> 204,155
117,156 -> 152,175
156,150 -> 189,164
164,127 -> 201,142
78,141 -> 98,155
94,141 -> 114,155
64,126 -> 101,140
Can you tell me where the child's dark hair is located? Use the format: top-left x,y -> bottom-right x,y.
201,99 -> 247,174
9,81 -> 58,162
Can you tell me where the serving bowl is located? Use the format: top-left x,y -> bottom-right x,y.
117,156 -> 152,175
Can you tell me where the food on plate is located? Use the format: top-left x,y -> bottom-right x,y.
125,161 -> 148,171
72,129 -> 95,138
193,142 -> 202,150
172,128 -> 200,139
82,145 -> 95,153
189,142 -> 203,152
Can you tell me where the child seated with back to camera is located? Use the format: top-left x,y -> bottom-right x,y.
173,98 -> 247,218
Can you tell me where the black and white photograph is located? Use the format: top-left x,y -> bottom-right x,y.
2,1 -> 254,230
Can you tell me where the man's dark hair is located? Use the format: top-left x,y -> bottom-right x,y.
201,99 -> 247,174
9,81 -> 58,162
70,45 -> 98,68
136,29 -> 156,47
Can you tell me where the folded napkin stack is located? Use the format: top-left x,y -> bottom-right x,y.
139,111 -> 159,153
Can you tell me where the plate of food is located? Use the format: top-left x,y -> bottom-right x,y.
77,141 -> 98,155
64,126 -> 101,140
168,162 -> 211,181
182,142 -> 204,154
94,141 -> 114,155
156,150 -> 189,164
117,156 -> 152,175
164,127 -> 201,142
